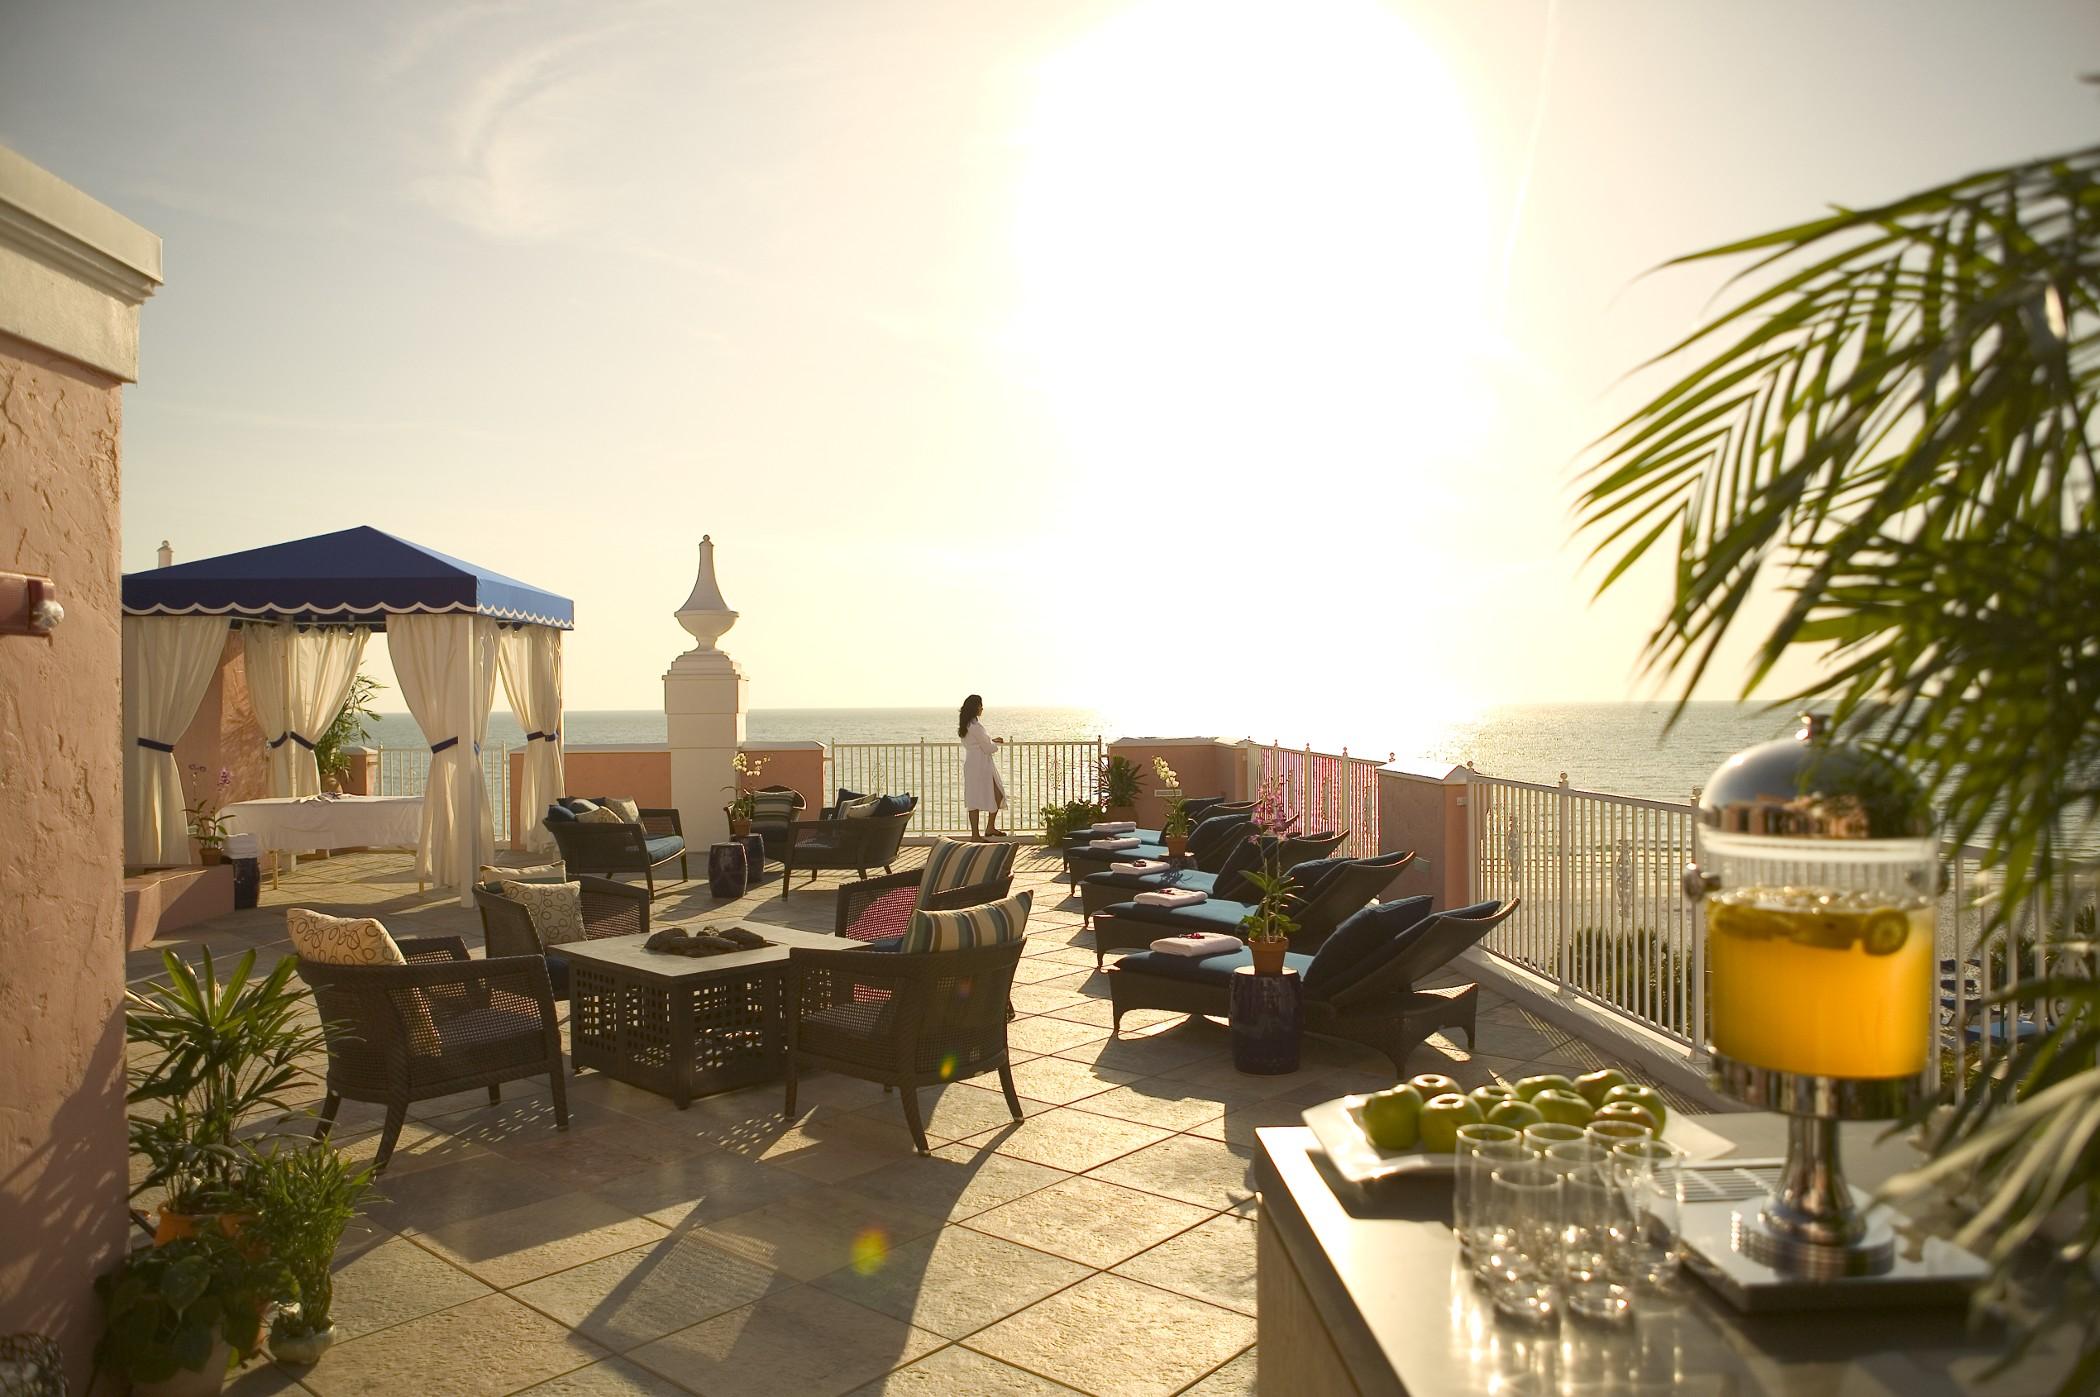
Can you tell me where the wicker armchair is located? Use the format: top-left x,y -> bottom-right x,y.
296,936 -> 568,1170
779,806 -> 916,897
474,875 -> 651,999
543,804 -> 689,896
784,939 -> 1027,1153
835,844 -> 1020,943
742,785 -> 808,861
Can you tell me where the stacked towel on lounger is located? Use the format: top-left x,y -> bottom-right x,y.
1089,836 -> 1142,850
1134,887 -> 1208,908
1094,820 -> 1138,834
1148,931 -> 1242,957
1114,859 -> 1173,876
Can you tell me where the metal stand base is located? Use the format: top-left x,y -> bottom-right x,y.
1734,1204 -> 1894,1279
1680,1197 -> 1987,1313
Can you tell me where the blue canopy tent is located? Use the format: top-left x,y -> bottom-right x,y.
121,527 -> 573,903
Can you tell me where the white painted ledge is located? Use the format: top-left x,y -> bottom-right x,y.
0,144 -> 161,381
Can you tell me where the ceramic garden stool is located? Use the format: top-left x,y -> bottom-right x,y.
736,833 -> 769,887
1229,965 -> 1304,1075
707,842 -> 748,898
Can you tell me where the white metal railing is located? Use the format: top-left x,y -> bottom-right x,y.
826,737 -> 1103,835
364,743 -> 513,849
1465,772 -> 1704,1048
1247,741 -> 1390,858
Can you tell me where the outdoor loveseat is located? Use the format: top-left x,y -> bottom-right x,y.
1105,897 -> 1518,1073
780,797 -> 918,896
541,797 -> 690,897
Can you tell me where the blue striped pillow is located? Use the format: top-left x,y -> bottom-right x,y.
900,889 -> 1032,954
920,837 -> 1014,900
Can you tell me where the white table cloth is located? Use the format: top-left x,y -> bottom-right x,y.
220,795 -> 424,856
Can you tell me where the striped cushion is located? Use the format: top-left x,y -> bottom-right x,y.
749,789 -> 801,822
920,837 -> 1012,900
900,889 -> 1032,954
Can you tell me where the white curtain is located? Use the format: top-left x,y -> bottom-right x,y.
122,615 -> 230,866
243,623 -> 368,798
391,612 -> 498,905
498,624 -> 565,855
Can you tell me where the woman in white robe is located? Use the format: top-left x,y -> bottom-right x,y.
959,694 -> 1006,839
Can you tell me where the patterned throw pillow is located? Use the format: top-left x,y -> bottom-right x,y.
920,837 -> 1012,900
578,806 -> 624,824
749,789 -> 801,822
900,889 -> 1032,954
500,880 -> 588,946
563,798 -> 601,814
839,795 -> 883,820
602,797 -> 642,824
287,907 -> 406,966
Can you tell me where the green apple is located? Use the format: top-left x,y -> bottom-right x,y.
1592,1101 -> 1659,1135
1470,1084 -> 1518,1113
1514,1073 -> 1576,1102
1486,1099 -> 1544,1131
1360,1085 -> 1425,1150
1532,1089 -> 1595,1127
1603,1084 -> 1668,1131
1409,1073 -> 1461,1101
1573,1068 -> 1631,1108
1418,1093 -> 1484,1153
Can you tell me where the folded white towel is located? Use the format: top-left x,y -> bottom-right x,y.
1114,859 -> 1173,877
1135,887 -> 1208,908
1149,931 -> 1242,957
1089,836 -> 1142,850
1096,820 -> 1137,833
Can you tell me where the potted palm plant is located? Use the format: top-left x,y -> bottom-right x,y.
95,1231 -> 273,1397
183,765 -> 232,864
1097,755 -> 1143,825
252,1142 -> 376,1365
1154,756 -> 1191,857
1238,852 -> 1298,976
313,673 -> 383,793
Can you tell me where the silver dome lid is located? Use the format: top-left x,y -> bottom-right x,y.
1696,714 -> 1931,840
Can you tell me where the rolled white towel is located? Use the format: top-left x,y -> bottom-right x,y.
1096,820 -> 1137,833
1135,887 -> 1208,908
1089,836 -> 1142,850
1113,859 -> 1173,877
1149,931 -> 1242,957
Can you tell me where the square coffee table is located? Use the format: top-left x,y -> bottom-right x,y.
562,926 -> 845,1108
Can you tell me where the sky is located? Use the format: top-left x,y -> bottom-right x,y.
2,0 -> 2095,744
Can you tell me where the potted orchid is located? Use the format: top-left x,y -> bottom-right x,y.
1237,847 -> 1298,975
1249,775 -> 1300,838
183,765 -> 234,864
1154,756 -> 1191,858
722,750 -> 768,836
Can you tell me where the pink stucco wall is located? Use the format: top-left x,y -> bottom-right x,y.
1105,738 -> 1246,828
0,329 -> 132,1387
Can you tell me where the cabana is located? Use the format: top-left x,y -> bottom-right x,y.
121,526 -> 573,905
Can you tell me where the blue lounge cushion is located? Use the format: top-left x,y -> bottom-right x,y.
543,802 -> 578,824
1115,945 -> 1315,985
873,793 -> 916,817
1069,843 -> 1169,867
644,835 -> 686,863
1302,896 -> 1434,994
1085,867 -> 1216,895
1100,896 -> 1253,934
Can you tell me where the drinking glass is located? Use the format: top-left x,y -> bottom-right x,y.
1522,1121 -> 1585,1155
1609,1137 -> 1685,1291
1482,1160 -> 1563,1325
1556,1156 -> 1635,1324
1453,1123 -> 1524,1264
1585,1119 -> 1653,1154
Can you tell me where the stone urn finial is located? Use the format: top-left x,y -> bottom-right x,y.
676,535 -> 737,654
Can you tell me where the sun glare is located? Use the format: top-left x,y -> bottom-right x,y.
1012,0 -> 1495,478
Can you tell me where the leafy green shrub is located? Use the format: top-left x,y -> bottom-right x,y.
95,1232 -> 272,1385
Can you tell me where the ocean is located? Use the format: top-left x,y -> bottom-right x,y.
355,702 -> 1803,804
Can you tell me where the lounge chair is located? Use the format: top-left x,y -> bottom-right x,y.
1089,849 -> 1417,968
541,798 -> 690,897
473,874 -> 651,999
836,838 -> 1020,944
1077,830 -> 1346,928
1060,809 -> 1254,891
744,786 -> 807,861
1060,798 -> 1254,850
1105,898 -> 1518,1073
780,800 -> 917,897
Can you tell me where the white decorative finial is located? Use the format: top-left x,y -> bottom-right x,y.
676,536 -> 736,654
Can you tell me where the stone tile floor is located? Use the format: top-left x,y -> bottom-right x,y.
129,843 -> 1688,1397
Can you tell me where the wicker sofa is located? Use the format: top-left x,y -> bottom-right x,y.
779,800 -> 917,897
542,798 -> 689,897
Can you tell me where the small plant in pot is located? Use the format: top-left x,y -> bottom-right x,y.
252,1141 -> 376,1365
1040,798 -> 1104,847
723,751 -> 767,835
1238,853 -> 1299,975
96,1230 -> 273,1397
313,672 -> 384,793
184,765 -> 233,865
1155,757 -> 1190,857
1097,755 -> 1143,824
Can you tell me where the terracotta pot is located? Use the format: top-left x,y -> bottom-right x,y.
197,847 -> 226,866
1248,938 -> 1289,976
1164,835 -> 1189,859
154,1207 -> 255,1248
730,818 -> 752,838
1106,804 -> 1137,825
